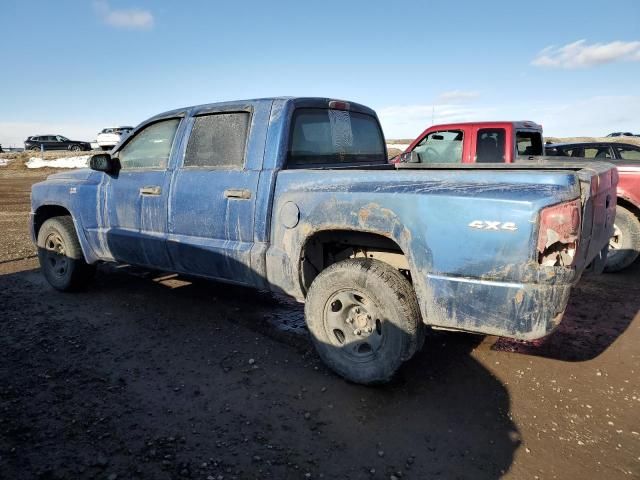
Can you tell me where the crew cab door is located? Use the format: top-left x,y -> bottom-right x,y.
102,117 -> 181,268
167,110 -> 260,285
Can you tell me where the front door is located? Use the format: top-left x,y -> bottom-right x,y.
103,117 -> 181,269
167,111 -> 259,285
43,136 -> 59,151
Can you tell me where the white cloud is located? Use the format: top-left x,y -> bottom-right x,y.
0,122 -> 104,148
532,39 -> 640,69
435,90 -> 479,104
94,1 -> 154,30
377,96 -> 640,139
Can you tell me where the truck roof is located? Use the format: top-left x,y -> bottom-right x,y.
429,120 -> 542,130
145,97 -> 378,124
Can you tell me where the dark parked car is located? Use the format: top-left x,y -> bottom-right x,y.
606,132 -> 637,137
24,135 -> 91,152
544,141 -> 640,161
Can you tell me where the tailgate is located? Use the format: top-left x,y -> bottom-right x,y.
573,162 -> 618,267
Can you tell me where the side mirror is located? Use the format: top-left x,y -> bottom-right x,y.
399,151 -> 420,163
89,153 -> 120,173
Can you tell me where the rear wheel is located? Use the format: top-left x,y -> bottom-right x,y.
37,216 -> 96,291
605,205 -> 640,272
305,258 -> 423,384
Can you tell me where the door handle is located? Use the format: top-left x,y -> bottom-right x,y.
224,188 -> 251,200
139,186 -> 162,196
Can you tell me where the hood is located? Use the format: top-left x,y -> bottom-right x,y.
46,168 -> 96,182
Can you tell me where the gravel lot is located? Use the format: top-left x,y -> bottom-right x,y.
0,171 -> 638,479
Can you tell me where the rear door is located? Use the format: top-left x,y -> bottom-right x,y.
167,109 -> 260,285
472,127 -> 506,163
44,136 -> 59,150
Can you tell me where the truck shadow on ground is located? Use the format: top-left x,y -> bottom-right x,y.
491,261 -> 640,361
1,263 -> 520,479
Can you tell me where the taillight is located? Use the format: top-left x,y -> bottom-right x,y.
537,199 -> 581,267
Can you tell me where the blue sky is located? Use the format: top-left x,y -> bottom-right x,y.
1,0 -> 639,146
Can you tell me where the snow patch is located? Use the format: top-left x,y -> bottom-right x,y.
386,143 -> 410,150
26,156 -> 90,169
0,158 -> 10,167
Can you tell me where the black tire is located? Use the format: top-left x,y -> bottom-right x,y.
305,258 -> 424,384
37,216 -> 96,291
29,145 -> 40,151
70,145 -> 82,152
605,205 -> 640,272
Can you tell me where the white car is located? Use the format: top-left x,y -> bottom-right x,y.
96,126 -> 134,150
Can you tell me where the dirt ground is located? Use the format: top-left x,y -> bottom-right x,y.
0,171 -> 638,480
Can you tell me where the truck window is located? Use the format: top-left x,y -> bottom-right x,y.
118,118 -> 180,169
476,128 -> 505,163
183,112 -> 250,169
287,108 -> 386,167
414,130 -> 463,163
515,131 -> 543,156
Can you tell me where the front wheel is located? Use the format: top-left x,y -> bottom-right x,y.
605,205 -> 640,272
70,145 -> 82,152
37,216 -> 96,291
305,258 -> 424,384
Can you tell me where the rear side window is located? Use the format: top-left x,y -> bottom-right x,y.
584,146 -> 612,159
614,145 -> 640,160
476,128 -> 505,163
184,112 -> 250,169
558,146 -> 583,157
414,130 -> 463,164
516,131 -> 543,156
287,108 -> 386,167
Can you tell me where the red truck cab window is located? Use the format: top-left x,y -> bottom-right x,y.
413,130 -> 463,163
516,131 -> 543,157
476,128 -> 506,163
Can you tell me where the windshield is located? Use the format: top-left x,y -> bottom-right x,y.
287,108 -> 386,167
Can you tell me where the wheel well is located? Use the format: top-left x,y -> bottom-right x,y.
300,230 -> 409,293
34,205 -> 72,239
617,197 -> 640,220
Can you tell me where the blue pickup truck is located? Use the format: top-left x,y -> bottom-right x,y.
31,97 -> 617,384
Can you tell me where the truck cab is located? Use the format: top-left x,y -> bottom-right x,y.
397,121 -> 544,164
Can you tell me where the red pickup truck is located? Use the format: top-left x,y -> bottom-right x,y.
394,121 -> 640,272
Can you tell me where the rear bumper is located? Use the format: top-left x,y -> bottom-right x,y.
420,274 -> 572,340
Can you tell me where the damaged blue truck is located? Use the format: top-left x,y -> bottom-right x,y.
31,97 -> 617,384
